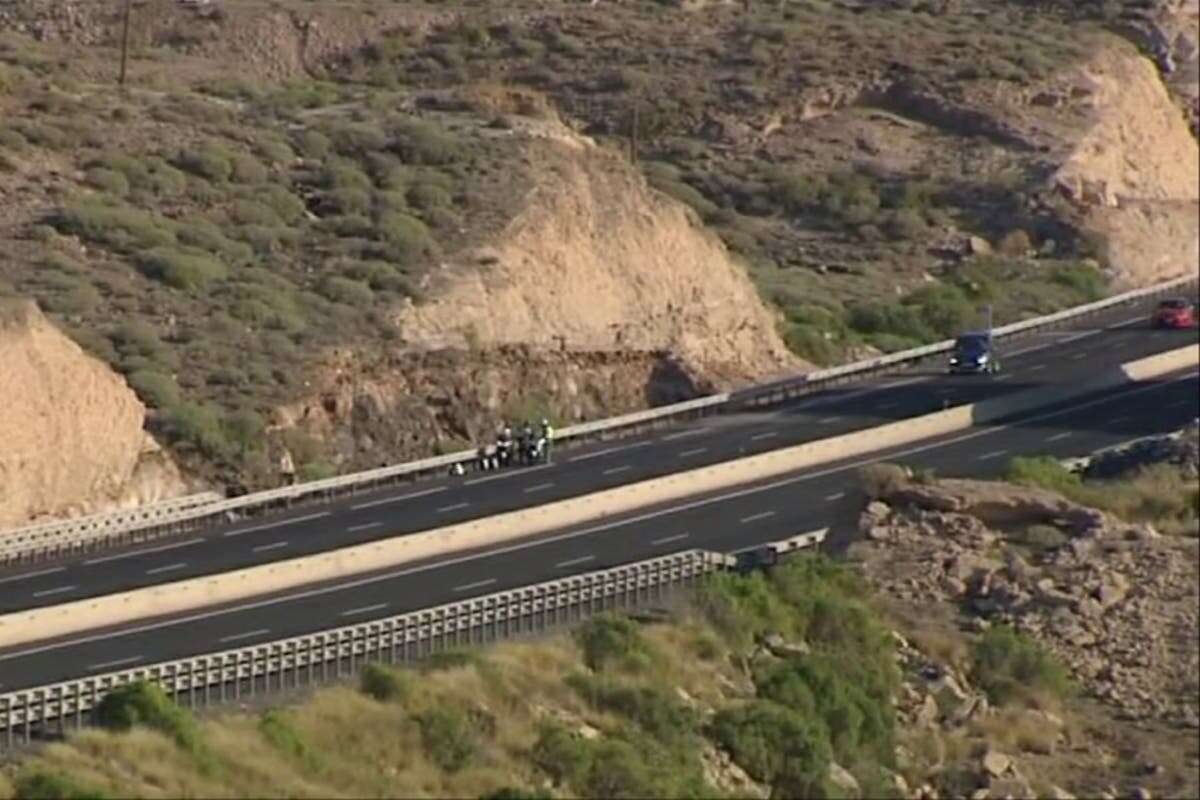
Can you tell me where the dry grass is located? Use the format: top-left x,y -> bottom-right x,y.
970,708 -> 1061,756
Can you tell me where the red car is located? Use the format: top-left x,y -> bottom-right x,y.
1152,298 -> 1197,329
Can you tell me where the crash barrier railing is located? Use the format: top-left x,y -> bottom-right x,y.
0,492 -> 223,565
2,274 -> 1193,566
0,530 -> 824,746
732,273 -> 1199,407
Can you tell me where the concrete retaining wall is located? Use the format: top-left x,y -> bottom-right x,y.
1,345 -> 1194,649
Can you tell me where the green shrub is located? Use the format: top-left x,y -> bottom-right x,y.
579,737 -> 667,799
784,323 -> 841,365
318,275 -> 374,306
653,178 -> 717,220
568,675 -> 699,746
711,701 -> 832,797
94,681 -> 204,753
326,187 -> 372,215
258,185 -> 307,224
416,707 -> 477,773
295,129 -> 332,160
326,121 -> 389,157
41,282 -> 102,316
12,769 -> 110,800
575,614 -> 652,672
254,136 -> 296,166
360,663 -> 412,702
230,200 -> 283,227
885,208 -> 927,241
52,202 -> 176,252
109,321 -> 165,360
972,625 -> 1072,706
224,409 -> 265,454
1012,524 -> 1069,552
165,401 -> 231,460
390,119 -> 463,165
375,212 -> 435,262
405,180 -> 453,211
1005,455 -> 1082,495
127,370 -> 181,409
298,461 -> 336,481
85,167 -> 130,197
230,153 -> 268,184
136,247 -> 228,292
177,144 -> 234,183
319,160 -> 373,192
1051,261 -> 1105,301
175,219 -> 255,266
532,723 -> 593,787
259,710 -> 321,771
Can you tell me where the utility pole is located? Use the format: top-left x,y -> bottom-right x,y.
118,0 -> 132,87
629,99 -> 640,164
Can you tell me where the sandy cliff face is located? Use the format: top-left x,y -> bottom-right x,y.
0,299 -> 186,527
1050,46 -> 1200,286
397,134 -> 799,387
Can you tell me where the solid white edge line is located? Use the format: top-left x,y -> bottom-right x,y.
4,370 -> 1193,664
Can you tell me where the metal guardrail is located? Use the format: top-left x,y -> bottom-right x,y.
2,274 -> 1194,566
0,548 -> 742,745
732,273 -> 1199,407
0,493 -> 223,563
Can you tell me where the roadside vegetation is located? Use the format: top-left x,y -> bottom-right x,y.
0,555 -> 917,799
1006,455 -> 1200,536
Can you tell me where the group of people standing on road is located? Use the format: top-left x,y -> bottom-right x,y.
450,418 -> 555,476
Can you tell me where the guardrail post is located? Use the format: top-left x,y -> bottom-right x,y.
26,691 -> 36,744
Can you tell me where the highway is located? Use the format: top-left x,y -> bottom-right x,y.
0,364 -> 1195,691
0,297 -> 1195,613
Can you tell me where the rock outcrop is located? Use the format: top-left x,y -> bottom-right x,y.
1049,45 -> 1200,286
0,299 -> 186,527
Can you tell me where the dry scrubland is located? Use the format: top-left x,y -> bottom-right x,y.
0,0 -> 1195,496
3,439 -> 1197,800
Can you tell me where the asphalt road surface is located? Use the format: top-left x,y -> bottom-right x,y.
0,295 -> 1194,612
0,363 -> 1194,691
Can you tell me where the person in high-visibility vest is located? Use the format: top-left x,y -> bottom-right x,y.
540,418 -> 554,463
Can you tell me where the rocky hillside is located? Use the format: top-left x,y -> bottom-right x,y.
0,299 -> 187,526
852,462 -> 1199,800
0,0 -> 1196,512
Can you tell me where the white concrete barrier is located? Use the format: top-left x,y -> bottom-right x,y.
1,344 -> 1194,649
